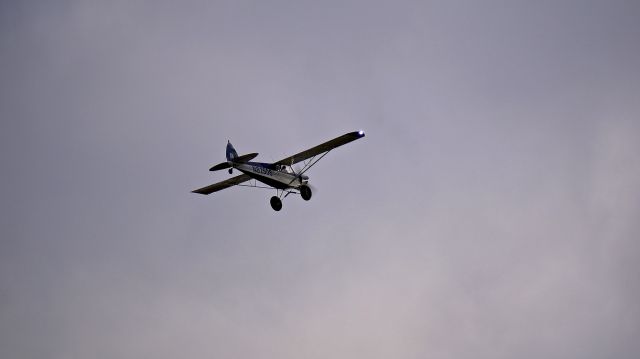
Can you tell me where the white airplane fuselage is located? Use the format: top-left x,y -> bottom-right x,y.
234,162 -> 307,190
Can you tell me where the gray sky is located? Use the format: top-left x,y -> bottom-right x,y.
1,0 -> 639,358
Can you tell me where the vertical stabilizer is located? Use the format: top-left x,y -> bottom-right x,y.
226,140 -> 238,161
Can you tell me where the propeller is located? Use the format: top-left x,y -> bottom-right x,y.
289,163 -> 318,195
290,164 -> 308,183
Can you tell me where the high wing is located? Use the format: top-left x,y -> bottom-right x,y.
274,131 -> 365,166
191,174 -> 252,195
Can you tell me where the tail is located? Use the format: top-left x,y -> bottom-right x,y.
210,141 -> 258,171
226,140 -> 238,161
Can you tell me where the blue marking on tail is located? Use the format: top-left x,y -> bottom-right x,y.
226,140 -> 238,162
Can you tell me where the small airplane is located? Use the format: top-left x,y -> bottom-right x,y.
192,130 -> 365,211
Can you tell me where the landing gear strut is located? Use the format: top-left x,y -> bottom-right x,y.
300,185 -> 312,201
270,196 -> 282,211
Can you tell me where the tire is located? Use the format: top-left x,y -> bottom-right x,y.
270,196 -> 282,211
300,185 -> 312,201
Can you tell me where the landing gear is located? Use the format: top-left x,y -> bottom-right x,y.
300,185 -> 312,201
270,196 -> 282,211
228,168 -> 233,174
268,186 -> 311,211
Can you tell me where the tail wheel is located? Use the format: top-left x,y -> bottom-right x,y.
300,185 -> 312,201
270,196 -> 282,211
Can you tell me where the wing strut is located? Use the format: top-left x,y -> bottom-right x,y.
298,150 -> 331,176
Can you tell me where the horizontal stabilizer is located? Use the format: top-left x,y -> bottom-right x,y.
209,162 -> 231,171
235,152 -> 258,163
209,153 -> 259,171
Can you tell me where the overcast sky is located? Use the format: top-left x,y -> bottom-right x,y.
1,0 -> 639,358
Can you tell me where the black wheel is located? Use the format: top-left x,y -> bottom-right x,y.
270,196 -> 282,211
228,168 -> 233,174
300,185 -> 312,201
